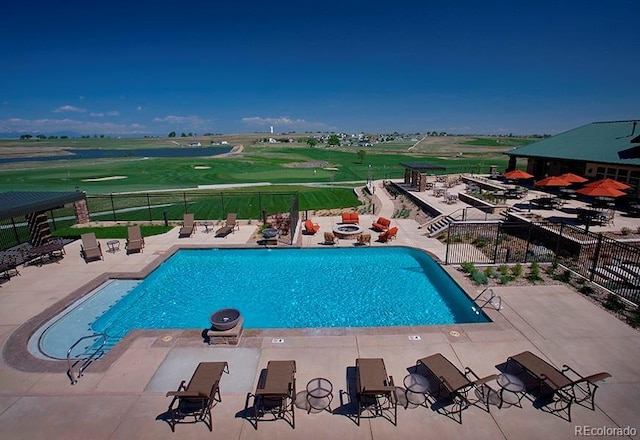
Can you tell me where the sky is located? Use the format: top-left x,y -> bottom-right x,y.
1,0 -> 639,137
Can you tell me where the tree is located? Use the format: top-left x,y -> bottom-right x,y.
306,137 -> 318,148
181,133 -> 187,137
328,134 -> 340,146
168,131 -> 176,137
357,149 -> 366,164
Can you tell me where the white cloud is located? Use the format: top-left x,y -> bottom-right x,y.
242,116 -> 330,130
90,112 -> 104,117
107,110 -> 120,116
136,106 -> 143,111
153,115 -> 210,128
52,105 -> 86,113
0,117 -> 149,135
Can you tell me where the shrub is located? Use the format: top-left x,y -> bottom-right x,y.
471,270 -> 489,285
629,306 -> 640,328
552,269 -> 572,283
498,265 -> 509,276
460,262 -> 476,274
511,263 -> 523,277
527,261 -> 543,283
604,293 -> 625,313
579,285 -> 594,295
483,266 -> 495,278
621,226 -> 632,236
499,274 -> 514,285
473,237 -> 489,248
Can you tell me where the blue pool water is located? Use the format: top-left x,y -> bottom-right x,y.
33,247 -> 488,359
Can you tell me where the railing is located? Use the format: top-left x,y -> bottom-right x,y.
67,333 -> 107,385
473,287 -> 502,311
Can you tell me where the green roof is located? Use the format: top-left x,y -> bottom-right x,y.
0,191 -> 85,220
508,120 -> 640,166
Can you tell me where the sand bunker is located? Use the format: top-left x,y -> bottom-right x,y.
323,167 -> 339,171
194,166 -> 211,169
81,176 -> 128,182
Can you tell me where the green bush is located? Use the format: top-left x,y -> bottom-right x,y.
471,270 -> 489,285
499,274 -> 514,285
629,307 -> 640,328
511,263 -> 523,277
483,266 -> 495,278
604,294 -> 625,313
527,261 -> 543,283
621,227 -> 632,236
498,265 -> 509,276
579,285 -> 594,295
460,262 -> 476,274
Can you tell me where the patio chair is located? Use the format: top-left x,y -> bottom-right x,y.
165,361 -> 229,432
378,226 -> 398,243
323,232 -> 338,245
505,351 -> 611,421
371,217 -> 391,232
357,233 -> 371,246
250,360 -> 296,429
355,358 -> 397,426
125,225 -> 145,254
179,213 -> 196,237
215,213 -> 239,237
416,353 -> 497,423
304,219 -> 320,235
80,233 -> 103,263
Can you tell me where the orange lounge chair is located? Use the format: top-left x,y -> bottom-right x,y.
304,219 -> 320,234
341,212 -> 359,224
371,217 -> 391,231
378,226 -> 398,243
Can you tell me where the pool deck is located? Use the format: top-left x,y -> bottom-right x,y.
1,180 -> 639,439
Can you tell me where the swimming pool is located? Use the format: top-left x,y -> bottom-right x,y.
32,247 -> 488,359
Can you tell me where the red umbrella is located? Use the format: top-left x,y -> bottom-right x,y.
558,173 -> 588,184
534,176 -> 571,187
576,184 -> 626,198
583,178 -> 630,190
503,169 -> 534,180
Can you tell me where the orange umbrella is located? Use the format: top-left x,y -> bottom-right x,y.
583,178 -> 630,190
503,169 -> 534,180
558,173 -> 588,184
535,176 -> 571,187
576,184 -> 626,198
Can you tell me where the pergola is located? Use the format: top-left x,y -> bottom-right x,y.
0,191 -> 88,250
399,162 -> 447,191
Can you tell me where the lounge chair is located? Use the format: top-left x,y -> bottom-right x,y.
179,213 -> 196,237
80,233 -> 103,262
165,361 -> 229,432
378,226 -> 398,243
505,351 -> 611,421
416,353 -> 497,423
250,360 -> 296,429
371,217 -> 391,231
304,219 -> 320,235
355,358 -> 397,426
125,225 -> 145,254
323,232 -> 338,245
357,233 -> 371,246
215,213 -> 239,237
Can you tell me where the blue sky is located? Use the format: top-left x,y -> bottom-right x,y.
1,0 -> 638,136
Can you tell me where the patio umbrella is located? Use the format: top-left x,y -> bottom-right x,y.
534,176 -> 571,187
583,178 -> 630,190
503,169 -> 534,180
575,184 -> 626,198
558,173 -> 588,184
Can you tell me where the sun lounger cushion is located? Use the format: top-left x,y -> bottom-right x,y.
371,217 -> 391,231
341,213 -> 359,224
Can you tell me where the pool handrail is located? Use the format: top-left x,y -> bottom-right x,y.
67,332 -> 107,385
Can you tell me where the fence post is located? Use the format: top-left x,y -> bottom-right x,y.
492,223 -> 501,264
220,193 -> 225,217
110,193 -> 117,221
524,222 -> 533,263
554,223 -> 564,264
183,193 -> 188,213
147,193 -> 152,221
445,224 -> 452,264
258,192 -> 262,215
589,233 -> 603,282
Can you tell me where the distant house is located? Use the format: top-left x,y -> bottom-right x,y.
188,142 -> 201,147
506,120 -> 640,197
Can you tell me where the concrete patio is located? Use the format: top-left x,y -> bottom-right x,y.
0,180 -> 639,439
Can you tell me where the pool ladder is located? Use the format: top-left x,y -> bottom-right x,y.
473,288 -> 502,311
67,333 -> 107,385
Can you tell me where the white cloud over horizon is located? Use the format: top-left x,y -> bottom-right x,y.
0,117 -> 149,135
52,105 -> 86,113
242,116 -> 331,130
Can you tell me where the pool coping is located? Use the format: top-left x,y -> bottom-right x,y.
2,244 -> 507,373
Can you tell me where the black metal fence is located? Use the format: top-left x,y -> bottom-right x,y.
0,206 -> 77,251
444,220 -> 640,305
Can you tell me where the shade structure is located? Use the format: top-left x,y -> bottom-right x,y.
558,173 -> 588,184
583,178 -> 630,190
576,184 -> 626,198
535,176 -> 571,187
503,169 -> 534,180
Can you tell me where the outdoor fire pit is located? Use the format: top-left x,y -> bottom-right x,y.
210,308 -> 241,331
332,224 -> 364,239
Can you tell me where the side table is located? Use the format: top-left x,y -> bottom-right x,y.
496,373 -> 526,408
306,377 -> 333,413
403,373 -> 430,407
106,240 -> 120,253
